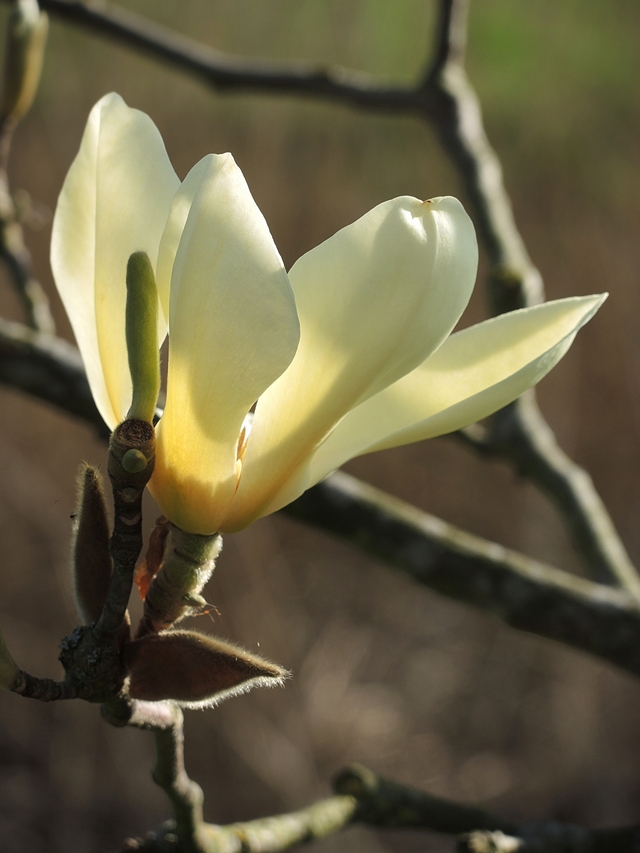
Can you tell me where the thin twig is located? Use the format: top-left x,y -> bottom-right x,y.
0,167 -> 56,334
455,393 -> 640,597
118,760 -> 513,853
11,0 -> 420,110
0,316 -> 105,431
458,824 -> 640,853
11,667 -> 76,700
151,706 -> 205,852
334,764 -> 517,834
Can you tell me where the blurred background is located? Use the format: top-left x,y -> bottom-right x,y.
0,1 -> 640,851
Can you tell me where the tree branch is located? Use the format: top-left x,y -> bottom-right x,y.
458,824 -> 640,853
118,762 -> 515,853
11,667 -> 77,701
284,471 -> 640,679
455,394 -> 640,598
20,0 -> 421,111
333,764 -> 517,834
0,316 -> 106,433
117,763 -> 640,853
150,705 -> 206,853
0,165 -> 56,334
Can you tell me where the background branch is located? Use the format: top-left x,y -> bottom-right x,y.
458,824 -> 640,853
285,471 -> 640,678
0,158 -> 55,334
0,316 -> 106,432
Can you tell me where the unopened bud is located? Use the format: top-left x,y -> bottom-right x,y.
125,251 -> 161,424
0,0 -> 48,125
124,630 -> 288,707
71,464 -> 113,624
122,449 -> 148,473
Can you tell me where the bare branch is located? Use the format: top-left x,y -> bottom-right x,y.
151,705 -> 205,850
118,763 -> 640,853
20,0 -> 420,111
459,824 -> 640,853
454,394 -> 640,598
11,667 -> 77,701
0,0 -> 56,333
425,0 -> 469,82
0,169 -> 56,334
334,764 -> 516,835
284,471 -> 640,679
118,761 -> 513,853
0,316 -> 106,433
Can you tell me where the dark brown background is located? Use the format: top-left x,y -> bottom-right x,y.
0,1 -> 639,851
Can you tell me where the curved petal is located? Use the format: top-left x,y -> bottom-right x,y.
307,294 -> 607,483
155,156 -> 211,324
150,154 -> 300,535
223,195 -> 477,529
51,93 -> 179,427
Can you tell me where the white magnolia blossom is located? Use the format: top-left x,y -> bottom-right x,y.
51,94 -> 605,535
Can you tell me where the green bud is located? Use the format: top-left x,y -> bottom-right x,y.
125,251 -> 161,424
0,0 -> 49,125
121,448 -> 148,473
0,622 -> 19,690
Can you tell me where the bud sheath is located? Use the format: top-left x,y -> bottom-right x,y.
124,630 -> 288,707
0,0 -> 48,125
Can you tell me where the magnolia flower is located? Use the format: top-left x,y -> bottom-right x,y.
51,94 -> 604,536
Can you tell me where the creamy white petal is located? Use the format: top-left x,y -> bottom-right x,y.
50,93 -> 179,427
150,154 -> 300,534
155,156 -> 211,324
306,294 -> 607,483
223,195 -> 477,529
